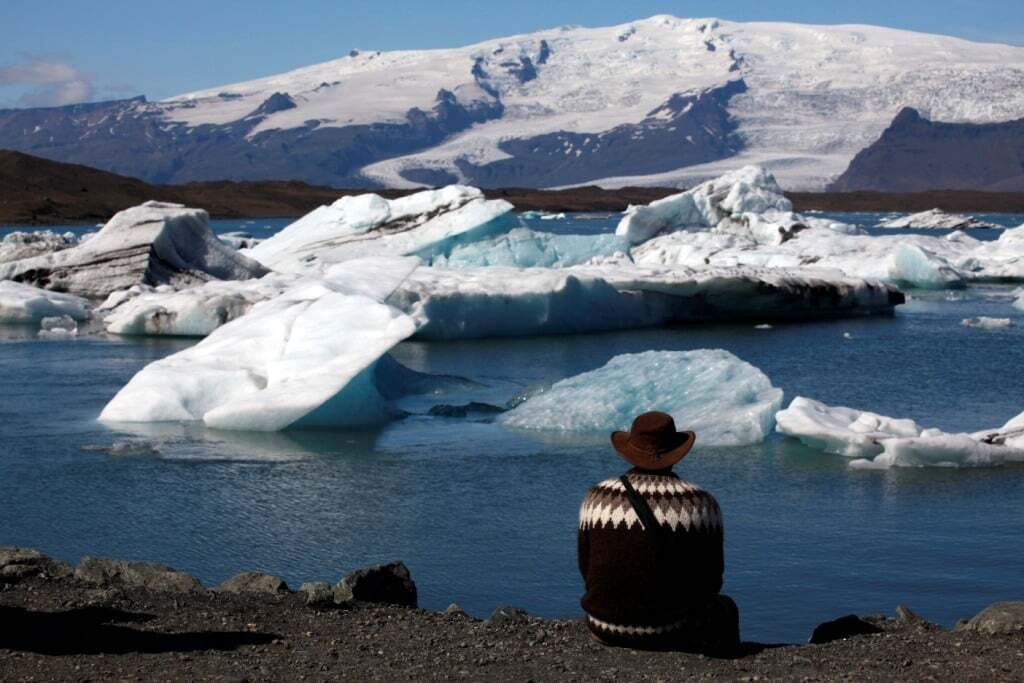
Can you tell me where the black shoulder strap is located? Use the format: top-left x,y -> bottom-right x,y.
619,475 -> 667,540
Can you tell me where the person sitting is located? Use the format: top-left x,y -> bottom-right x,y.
577,410 -> 739,652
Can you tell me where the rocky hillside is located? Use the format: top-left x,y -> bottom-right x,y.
829,108 -> 1024,192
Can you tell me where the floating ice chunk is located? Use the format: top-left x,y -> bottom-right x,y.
887,243 -> 965,289
38,315 -> 78,337
500,349 -> 783,446
219,231 -> 263,249
538,212 -> 567,220
246,186 -> 515,273
0,202 -> 268,297
431,228 -> 630,268
775,397 -> 923,458
0,280 -> 91,324
99,285 -> 416,431
778,397 -> 1024,468
1013,289 -> 1024,311
961,316 -> 1014,329
877,209 -> 999,230
616,166 -> 792,245
0,230 -> 79,263
101,257 -> 420,337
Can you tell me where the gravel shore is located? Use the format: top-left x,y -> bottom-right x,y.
2,549 -> 1022,682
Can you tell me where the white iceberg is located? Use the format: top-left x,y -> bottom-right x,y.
0,230 -> 80,263
0,202 -> 268,298
615,166 -> 799,246
431,227 -> 630,268
960,316 -> 1014,329
877,209 -> 999,230
99,282 -> 416,431
0,280 -> 91,325
245,186 -> 516,273
101,256 -> 420,337
390,263 -> 902,340
1013,288 -> 1024,311
887,243 -> 965,289
776,396 -> 1024,468
500,349 -> 783,446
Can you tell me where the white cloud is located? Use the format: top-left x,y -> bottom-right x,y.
0,58 -> 94,107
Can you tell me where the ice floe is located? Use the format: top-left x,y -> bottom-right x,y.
244,186 -> 515,273
877,209 -> 999,230
431,227 -> 629,268
500,349 -> 783,446
0,280 -> 91,325
960,316 -> 1015,329
99,283 -> 417,431
776,396 -> 1024,468
0,202 -> 268,298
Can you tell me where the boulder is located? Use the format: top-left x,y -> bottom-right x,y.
333,561 -> 417,608
486,606 -> 531,626
0,546 -> 72,581
298,581 -> 335,607
445,602 -> 467,617
218,571 -> 289,595
809,614 -> 883,644
957,602 -> 1024,635
75,557 -> 203,593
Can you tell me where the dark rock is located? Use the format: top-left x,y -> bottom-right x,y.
486,606 -> 531,626
957,601 -> 1024,635
894,604 -> 930,626
333,562 -> 417,608
218,571 -> 289,595
75,557 -> 203,593
428,402 -> 505,418
298,581 -> 334,607
0,546 -> 72,581
809,614 -> 883,644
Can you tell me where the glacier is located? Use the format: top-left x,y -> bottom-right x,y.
244,186 -> 516,273
0,202 -> 268,298
0,280 -> 92,325
99,283 -> 417,431
500,349 -> 783,446
776,397 -> 1024,468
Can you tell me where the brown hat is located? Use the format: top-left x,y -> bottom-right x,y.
611,411 -> 695,470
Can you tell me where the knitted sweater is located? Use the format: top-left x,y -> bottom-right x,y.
578,468 -> 724,637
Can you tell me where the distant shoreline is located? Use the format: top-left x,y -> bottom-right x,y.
5,149 -> 1024,226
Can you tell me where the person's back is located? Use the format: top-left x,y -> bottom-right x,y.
577,411 -> 739,652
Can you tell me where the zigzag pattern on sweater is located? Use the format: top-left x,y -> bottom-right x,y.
578,474 -> 722,533
587,613 -> 691,637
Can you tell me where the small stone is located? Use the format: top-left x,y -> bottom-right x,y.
333,561 -> 417,608
219,571 -> 289,595
809,615 -> 883,644
445,603 -> 467,616
298,581 -> 334,606
958,602 -> 1024,635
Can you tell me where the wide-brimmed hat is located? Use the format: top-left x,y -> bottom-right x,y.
611,411 -> 695,470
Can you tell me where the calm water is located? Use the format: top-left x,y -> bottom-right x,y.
2,214 -> 1023,643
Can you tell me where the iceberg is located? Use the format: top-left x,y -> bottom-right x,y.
776,396 -> 1024,468
615,166 -> 796,245
431,227 -> 630,268
99,283 -> 417,431
0,230 -> 80,264
390,264 -> 903,340
1014,289 -> 1024,311
101,257 -> 421,337
887,243 -> 965,289
0,202 -> 268,298
877,209 -> 999,230
245,186 -> 516,273
500,349 -> 783,446
0,280 -> 91,325
960,316 -> 1014,329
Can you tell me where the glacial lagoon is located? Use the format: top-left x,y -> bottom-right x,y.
2,212 -> 1023,643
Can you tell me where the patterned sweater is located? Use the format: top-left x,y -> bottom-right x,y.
578,468 -> 724,637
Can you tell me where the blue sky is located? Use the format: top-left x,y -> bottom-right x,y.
2,0 -> 1022,107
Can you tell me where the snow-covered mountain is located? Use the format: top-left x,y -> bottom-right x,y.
3,15 -> 1024,190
